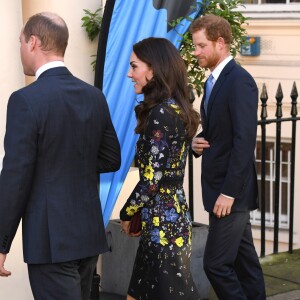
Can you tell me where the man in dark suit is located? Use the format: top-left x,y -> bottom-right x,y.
190,15 -> 266,299
0,12 -> 121,300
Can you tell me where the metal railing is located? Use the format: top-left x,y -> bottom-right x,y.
258,82 -> 299,257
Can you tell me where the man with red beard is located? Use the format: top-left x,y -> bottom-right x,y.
191,14 -> 266,300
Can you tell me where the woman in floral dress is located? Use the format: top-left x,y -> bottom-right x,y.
120,37 -> 200,300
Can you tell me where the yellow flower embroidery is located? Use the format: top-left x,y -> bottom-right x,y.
160,187 -> 165,193
142,221 -> 146,229
125,205 -> 139,216
173,194 -> 181,213
160,231 -> 168,246
175,237 -> 184,247
170,104 -> 181,114
166,189 -> 171,194
188,228 -> 192,245
144,165 -> 154,180
153,217 -> 160,226
180,142 -> 185,161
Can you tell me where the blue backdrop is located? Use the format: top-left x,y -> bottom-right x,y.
95,0 -> 202,226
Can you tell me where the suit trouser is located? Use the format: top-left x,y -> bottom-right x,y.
28,255 -> 99,300
204,212 -> 266,300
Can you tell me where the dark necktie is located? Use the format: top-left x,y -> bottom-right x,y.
204,74 -> 214,113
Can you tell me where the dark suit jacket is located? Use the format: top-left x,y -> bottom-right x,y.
197,59 -> 259,212
0,67 -> 121,264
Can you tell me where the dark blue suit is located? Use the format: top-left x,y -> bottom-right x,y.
197,60 -> 266,299
0,67 -> 121,297
200,59 -> 258,213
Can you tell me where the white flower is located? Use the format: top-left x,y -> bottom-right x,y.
151,146 -> 159,155
130,199 -> 137,205
141,195 -> 149,202
154,171 -> 163,180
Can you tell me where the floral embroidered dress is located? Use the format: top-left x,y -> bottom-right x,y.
120,99 -> 199,300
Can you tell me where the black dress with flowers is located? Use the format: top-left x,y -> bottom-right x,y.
120,99 -> 200,300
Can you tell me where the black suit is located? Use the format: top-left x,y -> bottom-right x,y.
196,60 -> 266,299
0,67 -> 121,298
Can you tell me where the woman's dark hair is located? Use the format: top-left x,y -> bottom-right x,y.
133,37 -> 200,140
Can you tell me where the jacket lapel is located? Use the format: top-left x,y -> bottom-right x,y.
206,59 -> 236,118
201,59 -> 236,135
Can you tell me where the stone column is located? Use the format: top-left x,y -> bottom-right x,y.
0,3 -> 32,299
0,0 -> 24,165
22,0 -> 102,85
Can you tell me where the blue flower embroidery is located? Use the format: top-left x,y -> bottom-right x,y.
151,228 -> 160,244
141,208 -> 149,220
165,208 -> 179,223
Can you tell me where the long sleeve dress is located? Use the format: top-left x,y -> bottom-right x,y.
120,99 -> 200,300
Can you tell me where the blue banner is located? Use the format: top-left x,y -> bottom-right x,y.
95,0 -> 202,226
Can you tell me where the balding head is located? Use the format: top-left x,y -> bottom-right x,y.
23,12 -> 69,56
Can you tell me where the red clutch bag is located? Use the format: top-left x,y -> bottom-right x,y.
129,212 -> 142,234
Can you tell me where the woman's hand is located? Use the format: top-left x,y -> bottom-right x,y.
120,220 -> 141,237
130,231 -> 142,237
120,220 -> 131,235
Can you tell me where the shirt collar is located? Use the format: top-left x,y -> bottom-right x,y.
211,55 -> 233,81
35,61 -> 65,79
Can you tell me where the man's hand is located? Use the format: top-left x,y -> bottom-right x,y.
192,137 -> 210,155
0,253 -> 11,277
213,194 -> 234,218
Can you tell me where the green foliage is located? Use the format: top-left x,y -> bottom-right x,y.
81,8 -> 102,41
81,1 -> 248,87
204,0 -> 248,57
171,0 -> 249,96
81,8 -> 102,69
